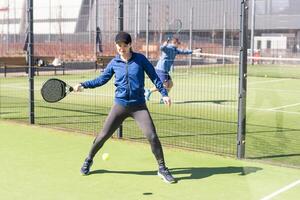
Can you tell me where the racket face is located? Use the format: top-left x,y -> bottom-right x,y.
41,78 -> 67,103
167,19 -> 182,40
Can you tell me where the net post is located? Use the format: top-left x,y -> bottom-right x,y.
145,1 -> 149,58
189,7 -> 193,68
117,0 -> 124,139
27,0 -> 35,124
237,0 -> 248,159
62,63 -> 65,75
4,65 -> 7,77
222,11 -> 226,65
118,0 -> 124,32
250,0 -> 256,65
117,125 -> 123,139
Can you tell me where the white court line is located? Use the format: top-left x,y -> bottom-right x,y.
260,179 -> 300,200
269,102 -> 300,110
247,79 -> 290,86
1,85 -> 30,90
247,88 -> 300,94
222,79 -> 289,88
3,83 -> 300,115
1,85 -> 114,97
193,52 -> 300,61
76,92 -> 113,98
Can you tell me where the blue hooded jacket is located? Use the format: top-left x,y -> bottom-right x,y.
155,44 -> 193,73
81,52 -> 168,106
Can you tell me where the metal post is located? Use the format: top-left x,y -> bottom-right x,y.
118,0 -> 124,32
117,0 -> 124,138
48,0 -> 51,42
6,0 -> 9,53
95,0 -> 98,57
134,0 -> 138,40
250,0 -> 256,65
137,0 -> 140,35
145,2 -> 149,58
222,12 -> 226,65
189,7 -> 193,68
4,65 -> 7,77
237,0 -> 248,159
27,0 -> 35,124
14,0 -> 17,43
89,0 -> 92,44
58,5 -> 62,56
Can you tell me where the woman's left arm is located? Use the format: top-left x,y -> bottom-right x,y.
176,48 -> 193,55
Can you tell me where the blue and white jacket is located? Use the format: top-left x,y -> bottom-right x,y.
155,44 -> 193,73
81,52 -> 168,106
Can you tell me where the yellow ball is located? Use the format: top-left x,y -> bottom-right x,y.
102,153 -> 109,161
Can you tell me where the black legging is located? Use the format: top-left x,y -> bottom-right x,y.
87,103 -> 166,167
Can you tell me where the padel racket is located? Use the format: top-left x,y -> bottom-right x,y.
41,78 -> 73,103
167,19 -> 183,41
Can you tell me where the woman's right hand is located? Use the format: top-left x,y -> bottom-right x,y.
73,83 -> 84,92
162,96 -> 171,107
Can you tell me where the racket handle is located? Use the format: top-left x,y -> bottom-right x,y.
69,87 -> 74,92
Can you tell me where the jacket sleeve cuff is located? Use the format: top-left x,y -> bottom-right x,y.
80,82 -> 87,88
161,89 -> 168,97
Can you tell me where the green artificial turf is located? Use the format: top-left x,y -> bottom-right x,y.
0,121 -> 299,200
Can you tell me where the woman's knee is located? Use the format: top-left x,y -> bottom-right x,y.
146,133 -> 160,144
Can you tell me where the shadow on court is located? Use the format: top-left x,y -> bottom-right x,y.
174,99 -> 236,105
171,166 -> 262,181
247,153 -> 300,159
89,166 -> 262,182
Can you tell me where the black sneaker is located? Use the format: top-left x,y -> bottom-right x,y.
158,167 -> 176,184
80,158 -> 93,175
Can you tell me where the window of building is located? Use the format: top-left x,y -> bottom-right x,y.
267,40 -> 271,49
271,0 -> 289,14
257,40 -> 262,49
256,0 -> 266,14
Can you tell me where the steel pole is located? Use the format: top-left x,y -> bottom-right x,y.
117,0 -> 124,138
145,2 -> 149,58
222,12 -> 226,65
189,7 -> 193,68
237,0 -> 249,159
250,0 -> 256,65
27,0 -> 35,124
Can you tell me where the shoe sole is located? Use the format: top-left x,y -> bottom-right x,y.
157,172 -> 176,184
80,171 -> 89,176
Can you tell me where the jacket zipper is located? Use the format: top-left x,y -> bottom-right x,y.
126,62 -> 130,99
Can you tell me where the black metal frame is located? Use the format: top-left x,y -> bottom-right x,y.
27,0 -> 35,124
117,0 -> 124,138
237,0 -> 249,159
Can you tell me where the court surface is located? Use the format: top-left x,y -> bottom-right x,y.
0,120 -> 299,200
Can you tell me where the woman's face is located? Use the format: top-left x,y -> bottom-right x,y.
115,42 -> 131,56
172,40 -> 180,48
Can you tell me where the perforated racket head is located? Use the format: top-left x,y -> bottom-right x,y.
167,19 -> 182,41
168,19 -> 182,33
41,78 -> 72,103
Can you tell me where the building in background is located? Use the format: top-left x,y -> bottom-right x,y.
0,0 -> 299,56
